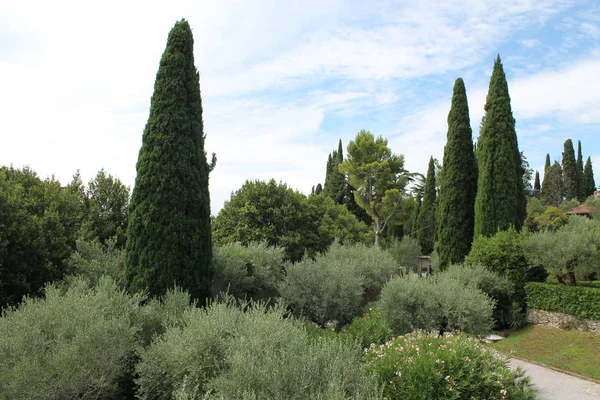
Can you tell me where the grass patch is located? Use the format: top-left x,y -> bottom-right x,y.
490,325 -> 600,381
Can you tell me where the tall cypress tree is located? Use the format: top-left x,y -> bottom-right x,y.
417,157 -> 437,255
533,171 -> 541,198
562,139 -> 578,201
577,140 -> 585,201
125,20 -> 213,304
584,157 -> 596,197
474,56 -> 525,237
541,161 -> 564,207
323,140 -> 346,204
436,78 -> 477,269
544,154 -> 551,172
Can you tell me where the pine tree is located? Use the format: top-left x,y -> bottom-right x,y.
541,161 -> 564,207
436,78 -> 477,269
562,139 -> 578,201
417,157 -> 437,255
533,171 -> 541,198
125,20 -> 214,304
577,140 -> 585,201
583,157 -> 596,197
474,56 -> 525,237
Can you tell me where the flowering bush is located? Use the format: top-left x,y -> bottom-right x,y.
364,331 -> 536,400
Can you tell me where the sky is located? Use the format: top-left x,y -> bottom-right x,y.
1,0 -> 599,213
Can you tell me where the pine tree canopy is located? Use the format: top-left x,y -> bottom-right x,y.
125,19 -> 213,304
436,78 -> 477,268
474,56 -> 525,237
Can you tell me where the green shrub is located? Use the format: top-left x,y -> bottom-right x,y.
439,263 -> 514,328
0,276 -> 140,400
385,236 -> 420,273
379,276 -> 494,336
579,281 -> 600,289
65,237 -> 125,287
364,331 -> 536,400
342,305 -> 394,349
525,282 -> 600,320
136,300 -> 381,399
212,242 -> 285,303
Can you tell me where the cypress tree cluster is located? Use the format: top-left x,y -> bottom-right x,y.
436,78 -> 477,268
417,157 -> 437,255
125,20 -> 213,304
474,56 -> 525,237
541,161 -> 564,207
322,140 -> 346,204
562,139 -> 578,201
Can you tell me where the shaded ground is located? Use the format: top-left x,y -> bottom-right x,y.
510,359 -> 600,400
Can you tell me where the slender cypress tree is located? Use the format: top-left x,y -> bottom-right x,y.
125,20 -> 213,304
323,140 -> 346,204
474,56 -> 525,237
533,171 -> 541,198
436,78 -> 477,269
562,139 -> 578,201
541,161 -> 564,207
417,157 -> 437,255
584,157 -> 596,197
544,154 -> 551,172
577,141 -> 586,201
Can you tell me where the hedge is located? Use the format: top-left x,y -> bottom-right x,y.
525,282 -> 600,320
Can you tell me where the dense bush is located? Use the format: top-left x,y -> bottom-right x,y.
523,216 -> 600,284
280,242 -> 398,328
136,300 -> 381,399
439,263 -> 515,328
379,276 -> 494,336
342,305 -> 394,349
65,237 -> 125,287
212,242 -> 285,303
280,252 -> 364,328
384,236 -> 420,273
0,277 -> 140,400
525,282 -> 600,320
364,331 -> 536,400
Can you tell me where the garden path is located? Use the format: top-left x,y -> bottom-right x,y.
510,358 -> 600,399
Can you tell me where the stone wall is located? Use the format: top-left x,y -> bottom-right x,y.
527,309 -> 600,335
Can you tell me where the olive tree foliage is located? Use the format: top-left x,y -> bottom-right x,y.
339,130 -> 412,248
522,216 -> 600,284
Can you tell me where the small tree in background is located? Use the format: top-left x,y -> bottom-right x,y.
584,157 -> 596,197
125,20 -> 214,303
339,130 -> 412,248
541,161 -> 564,207
577,140 -> 586,202
417,157 -> 436,255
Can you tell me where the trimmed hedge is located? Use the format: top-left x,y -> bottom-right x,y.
525,282 -> 600,320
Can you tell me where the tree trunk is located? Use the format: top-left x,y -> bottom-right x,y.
374,220 -> 383,248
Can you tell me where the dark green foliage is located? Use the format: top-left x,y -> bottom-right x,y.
533,171 -> 541,198
125,20 -> 213,303
562,139 -> 579,201
315,183 -> 323,195
577,141 -> 586,201
541,161 -> 564,206
545,154 -> 551,171
525,282 -> 600,320
584,156 -> 596,197
323,140 -> 346,205
417,157 -> 436,254
211,242 -> 285,303
0,167 -> 83,308
436,78 -> 477,268
474,56 -> 525,237
521,152 -> 533,199
212,180 -> 370,262
81,169 -> 130,248
342,305 -> 394,349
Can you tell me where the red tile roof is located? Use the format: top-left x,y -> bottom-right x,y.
566,204 -> 596,215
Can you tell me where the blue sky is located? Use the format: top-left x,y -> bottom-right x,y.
0,0 -> 598,213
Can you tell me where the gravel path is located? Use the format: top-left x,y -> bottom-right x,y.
510,359 -> 600,399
